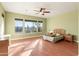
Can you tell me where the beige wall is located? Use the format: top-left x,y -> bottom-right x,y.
47,11 -> 78,41
78,3 -> 79,43
5,12 -> 47,40
0,3 -> 5,35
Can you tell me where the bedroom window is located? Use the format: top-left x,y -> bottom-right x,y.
15,19 -> 23,32
24,20 -> 38,33
15,18 -> 43,33
24,20 -> 43,33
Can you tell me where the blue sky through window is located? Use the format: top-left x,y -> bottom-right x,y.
25,22 -> 34,27
15,21 -> 23,27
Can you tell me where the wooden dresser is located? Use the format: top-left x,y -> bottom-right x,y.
64,34 -> 73,42
0,40 -> 9,56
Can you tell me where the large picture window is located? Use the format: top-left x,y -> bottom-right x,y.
15,19 -> 23,32
15,18 -> 43,33
24,20 -> 43,33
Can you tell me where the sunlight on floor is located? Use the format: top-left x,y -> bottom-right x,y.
8,39 -> 40,56
20,49 -> 33,56
24,39 -> 40,50
8,45 -> 25,56
39,39 -> 43,50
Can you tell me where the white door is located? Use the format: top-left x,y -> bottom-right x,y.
0,17 -> 4,36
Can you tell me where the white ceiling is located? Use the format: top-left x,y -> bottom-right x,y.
1,2 -> 77,18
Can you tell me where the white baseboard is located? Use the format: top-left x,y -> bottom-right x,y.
75,40 -> 79,43
11,35 -> 42,40
76,41 -> 79,43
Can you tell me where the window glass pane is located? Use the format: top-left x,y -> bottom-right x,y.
32,22 -> 38,32
15,19 -> 23,32
25,20 -> 38,33
38,21 -> 43,32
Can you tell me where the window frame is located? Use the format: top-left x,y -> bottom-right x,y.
15,18 -> 23,33
37,21 -> 43,32
15,18 -> 43,34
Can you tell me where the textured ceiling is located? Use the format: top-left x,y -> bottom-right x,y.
1,2 -> 77,18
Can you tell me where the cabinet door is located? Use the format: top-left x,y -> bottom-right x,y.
0,40 -> 8,56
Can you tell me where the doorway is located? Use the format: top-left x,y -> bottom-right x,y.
0,17 -> 4,38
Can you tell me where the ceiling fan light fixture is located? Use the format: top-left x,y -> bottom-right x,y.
42,13 -> 44,15
34,8 -> 50,15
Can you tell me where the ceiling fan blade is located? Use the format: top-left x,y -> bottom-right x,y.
34,10 -> 40,12
36,12 -> 39,14
43,11 -> 50,13
40,8 -> 42,12
40,8 -> 46,12
42,8 -> 46,10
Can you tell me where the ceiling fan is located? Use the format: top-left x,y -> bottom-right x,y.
34,8 -> 50,15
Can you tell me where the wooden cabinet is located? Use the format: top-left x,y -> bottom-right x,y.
0,40 -> 9,56
64,34 -> 73,42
